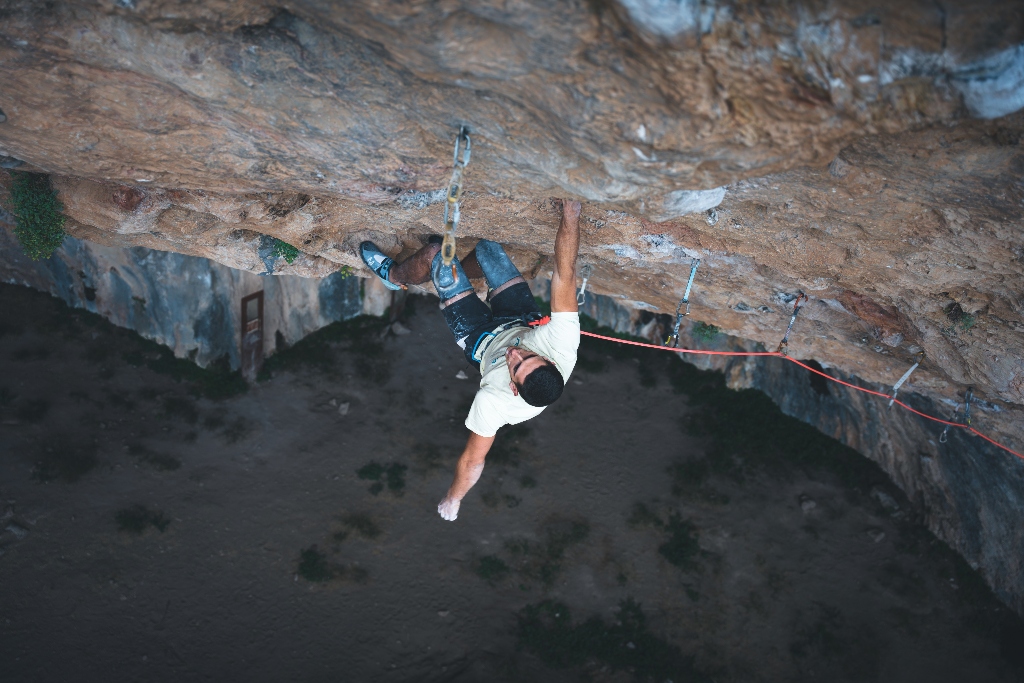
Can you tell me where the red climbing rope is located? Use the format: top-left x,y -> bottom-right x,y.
579,330 -> 1024,462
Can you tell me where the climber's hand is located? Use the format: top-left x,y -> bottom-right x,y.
437,496 -> 461,521
553,198 -> 581,221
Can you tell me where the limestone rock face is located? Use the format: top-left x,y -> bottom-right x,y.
1,0 -> 1023,606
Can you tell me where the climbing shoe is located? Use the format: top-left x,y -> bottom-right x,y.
359,241 -> 404,291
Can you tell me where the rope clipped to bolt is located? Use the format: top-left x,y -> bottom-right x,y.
666,258 -> 700,348
888,351 -> 924,408
440,126 -> 472,280
776,291 -> 808,356
939,387 -> 973,444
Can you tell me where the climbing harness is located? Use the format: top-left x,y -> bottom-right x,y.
470,314 -> 550,363
888,352 -> 924,408
440,126 -> 472,277
775,292 -> 808,356
577,264 -> 593,307
666,258 -> 700,347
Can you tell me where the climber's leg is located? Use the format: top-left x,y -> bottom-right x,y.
430,250 -> 491,344
471,239 -> 540,320
387,241 -> 441,286
472,239 -> 524,291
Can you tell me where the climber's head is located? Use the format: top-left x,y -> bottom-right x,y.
506,346 -> 564,407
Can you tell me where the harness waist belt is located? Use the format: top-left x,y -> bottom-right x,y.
471,320 -> 530,363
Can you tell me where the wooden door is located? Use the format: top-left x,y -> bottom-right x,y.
240,291 -> 264,381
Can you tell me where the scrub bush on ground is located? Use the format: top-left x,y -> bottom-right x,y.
122,343 -> 247,400
115,504 -> 170,534
339,512 -> 381,539
297,544 -> 369,584
516,598 -> 708,682
258,315 -> 389,381
626,504 -> 703,572
357,461 -> 407,495
33,439 -> 98,482
500,517 -> 590,587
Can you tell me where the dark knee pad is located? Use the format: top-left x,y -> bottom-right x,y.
474,239 -> 522,290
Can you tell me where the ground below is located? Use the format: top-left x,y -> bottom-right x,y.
0,284 -> 1021,682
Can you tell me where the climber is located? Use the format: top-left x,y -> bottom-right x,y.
358,200 -> 582,521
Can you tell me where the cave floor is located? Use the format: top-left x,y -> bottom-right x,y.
0,283 -> 1021,683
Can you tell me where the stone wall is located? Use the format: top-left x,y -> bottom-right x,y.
0,226 -> 363,369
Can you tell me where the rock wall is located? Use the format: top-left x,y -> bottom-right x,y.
0,0 -> 1022,607
0,226 -> 362,369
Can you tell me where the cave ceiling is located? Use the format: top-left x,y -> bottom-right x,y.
0,0 -> 1022,450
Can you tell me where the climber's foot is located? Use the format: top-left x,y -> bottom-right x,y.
359,241 -> 404,291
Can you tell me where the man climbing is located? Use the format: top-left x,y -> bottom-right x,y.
358,200 -> 582,521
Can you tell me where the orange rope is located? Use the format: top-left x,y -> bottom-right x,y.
579,330 -> 1024,461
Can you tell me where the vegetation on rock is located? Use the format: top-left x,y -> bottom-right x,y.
8,172 -> 66,260
692,321 -> 721,342
271,238 -> 300,264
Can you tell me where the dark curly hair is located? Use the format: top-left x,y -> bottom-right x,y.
518,363 -> 564,407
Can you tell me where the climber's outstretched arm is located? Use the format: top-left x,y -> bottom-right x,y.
550,200 -> 582,314
437,431 -> 495,521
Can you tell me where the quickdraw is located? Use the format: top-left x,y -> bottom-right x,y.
939,387 -> 973,443
776,291 -> 808,356
665,258 -> 700,348
440,126 -> 472,278
577,264 -> 593,307
888,352 -> 924,408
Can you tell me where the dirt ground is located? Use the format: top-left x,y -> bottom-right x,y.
1,282 -> 1022,683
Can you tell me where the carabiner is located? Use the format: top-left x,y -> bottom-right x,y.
577,264 -> 592,307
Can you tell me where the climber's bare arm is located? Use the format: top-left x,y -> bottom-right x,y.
437,431 -> 495,521
550,200 -> 582,313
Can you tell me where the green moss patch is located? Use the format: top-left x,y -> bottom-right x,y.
271,238 -> 300,264
8,172 -> 66,260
